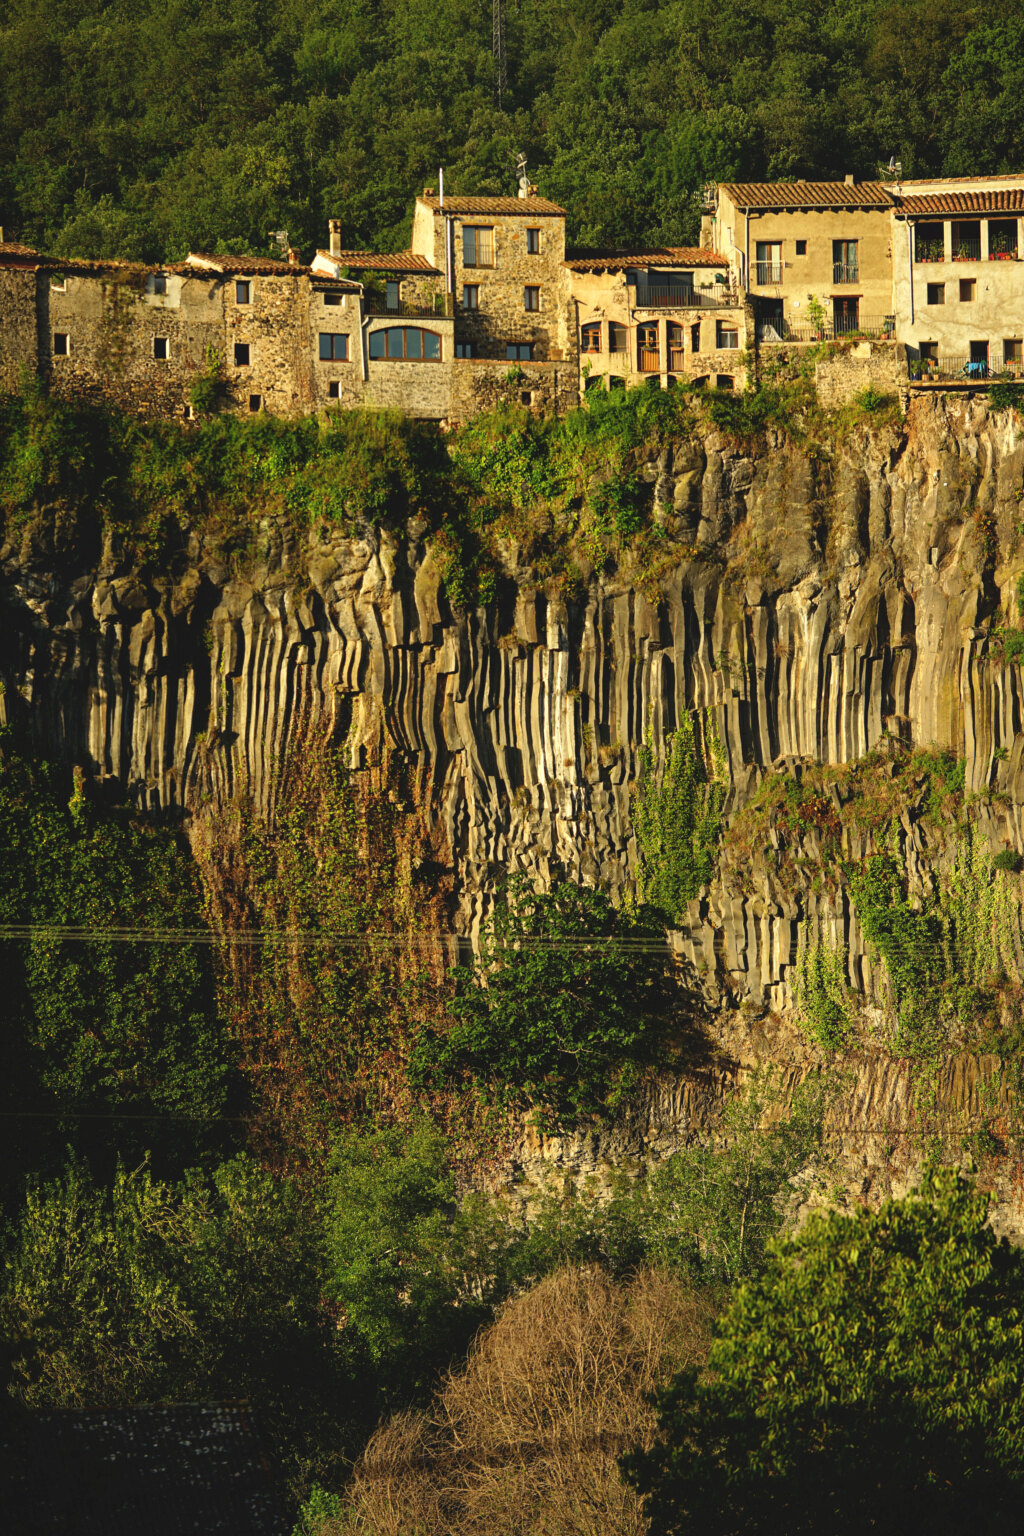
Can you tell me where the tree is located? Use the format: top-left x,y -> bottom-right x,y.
623,1166 -> 1024,1535
408,878 -> 680,1129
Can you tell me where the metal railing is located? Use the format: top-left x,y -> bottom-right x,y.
909,356 -> 1024,382
914,242 -> 945,264
952,239 -> 982,261
364,297 -> 449,318
832,263 -> 859,283
754,261 -> 783,285
756,314 -> 895,344
632,283 -> 735,309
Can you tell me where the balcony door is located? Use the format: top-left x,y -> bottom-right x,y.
833,296 -> 860,335
755,242 -> 782,285
637,324 -> 659,372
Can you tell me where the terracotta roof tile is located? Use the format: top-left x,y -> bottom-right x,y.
0,241 -> 40,260
187,253 -> 308,275
719,181 -> 894,210
565,246 -> 728,272
316,250 -> 440,273
898,189 -> 1024,215
419,194 -> 565,216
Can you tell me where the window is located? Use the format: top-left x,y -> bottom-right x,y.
463,226 -> 494,268
506,342 -> 534,360
319,332 -> 349,361
915,222 -> 945,263
584,373 -> 603,391
235,280 -> 252,304
608,375 -> 625,391
952,220 -> 981,261
50,273 -> 66,292
581,322 -> 601,353
795,240 -> 807,256
385,280 -> 400,311
248,394 -> 262,412
369,327 -> 442,360
754,241 -> 781,284
637,323 -> 659,371
520,391 -> 533,405
1005,339 -> 1023,365
233,342 -> 250,366
926,283 -> 945,305
668,323 -> 685,370
960,278 -> 976,302
323,292 -> 343,306
455,342 -> 474,358
328,380 -> 342,398
463,284 -> 479,310
990,219 -> 1018,260
919,341 -> 938,362
153,336 -> 168,360
716,321 -> 739,349
716,374 -> 735,390
690,322 -> 701,351
524,286 -> 540,312
970,339 -> 989,365
152,274 -> 167,296
608,322 -> 626,353
526,227 -> 540,254
833,240 -> 858,282
53,332 -> 69,356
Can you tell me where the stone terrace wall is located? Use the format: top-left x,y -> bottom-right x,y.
814,340 -> 908,407
449,357 -> 566,418
0,269 -> 39,390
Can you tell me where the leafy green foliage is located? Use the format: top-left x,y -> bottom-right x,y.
624,1167 -> 1024,1536
409,878 -> 679,1130
988,380 -> 1024,412
632,713 -> 725,923
0,733 -> 233,1178
0,1154 -> 358,1488
794,941 -> 852,1051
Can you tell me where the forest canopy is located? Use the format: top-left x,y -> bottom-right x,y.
0,0 -> 1021,261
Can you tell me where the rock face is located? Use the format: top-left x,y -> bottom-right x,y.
4,393 -> 1024,1221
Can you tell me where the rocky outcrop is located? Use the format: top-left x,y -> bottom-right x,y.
5,393 -> 1024,1219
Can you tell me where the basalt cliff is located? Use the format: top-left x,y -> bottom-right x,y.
5,394 -> 1024,1226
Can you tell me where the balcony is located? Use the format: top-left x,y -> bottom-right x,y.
364,296 -> 450,318
909,356 -> 1024,383
832,263 -> 859,284
754,261 -> 782,285
756,314 -> 895,344
952,239 -> 982,262
632,283 -> 734,309
914,241 -> 945,264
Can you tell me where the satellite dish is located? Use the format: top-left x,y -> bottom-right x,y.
888,156 -> 896,173
516,153 -> 530,196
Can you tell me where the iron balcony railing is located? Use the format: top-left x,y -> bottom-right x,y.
909,356 -> 1024,382
631,283 -> 735,309
756,314 -> 896,344
914,241 -> 945,263
754,261 -> 783,285
832,263 -> 859,283
953,239 -> 982,261
364,297 -> 450,318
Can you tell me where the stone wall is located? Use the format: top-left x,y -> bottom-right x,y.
449,358 -> 565,418
0,268 -> 39,389
814,340 -> 908,407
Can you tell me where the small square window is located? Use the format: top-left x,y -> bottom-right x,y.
526,228 -> 540,254
455,342 -> 474,358
716,374 -> 735,390
153,336 -> 168,360
919,341 -> 938,361
927,283 -> 945,305
463,284 -> 479,310
959,278 -> 976,302
248,394 -> 262,412
1005,339 -> 1023,365
53,332 -> 69,356
521,390 -> 534,405
234,342 -> 250,366
506,342 -> 534,360
795,240 -> 807,255
323,292 -> 342,306
524,286 -> 540,312
236,280 -> 252,304
152,274 -> 167,296
328,380 -> 341,398
183,404 -> 195,420
716,322 -> 739,349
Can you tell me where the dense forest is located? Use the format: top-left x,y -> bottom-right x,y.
2,0 -> 1024,260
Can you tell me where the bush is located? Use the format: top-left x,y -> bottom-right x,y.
624,1167 -> 1024,1536
993,849 -> 1024,873
632,714 -> 725,923
408,878 -> 679,1130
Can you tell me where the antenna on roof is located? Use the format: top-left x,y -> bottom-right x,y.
268,229 -> 289,258
698,182 -> 718,213
493,0 -> 506,108
516,154 -> 530,199
881,156 -> 903,188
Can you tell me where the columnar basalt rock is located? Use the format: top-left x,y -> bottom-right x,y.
5,393 -> 1024,1220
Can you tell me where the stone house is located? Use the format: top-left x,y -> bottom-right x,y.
710,179 -> 896,345
564,248 -> 749,392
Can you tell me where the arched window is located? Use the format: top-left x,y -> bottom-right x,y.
368,327 -> 442,361
581,321 -> 601,352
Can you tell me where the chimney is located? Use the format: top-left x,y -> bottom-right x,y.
328,219 -> 342,259
844,173 -> 855,186
287,246 -> 301,266
424,187 -> 435,198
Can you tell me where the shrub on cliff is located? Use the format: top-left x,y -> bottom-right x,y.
624,1166 -> 1024,1536
408,877 -> 680,1130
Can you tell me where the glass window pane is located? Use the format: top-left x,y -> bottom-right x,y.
478,228 -> 493,265
369,331 -> 385,358
319,334 -> 332,360
463,228 -> 477,266
405,328 -> 422,358
424,331 -> 440,359
385,329 -> 403,358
